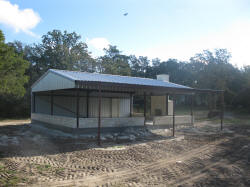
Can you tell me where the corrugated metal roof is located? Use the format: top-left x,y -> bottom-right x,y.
50,69 -> 193,90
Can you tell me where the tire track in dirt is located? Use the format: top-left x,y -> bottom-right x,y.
39,138 -> 229,187
167,161 -> 225,186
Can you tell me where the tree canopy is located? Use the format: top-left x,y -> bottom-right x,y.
26,30 -> 95,84
0,30 -> 29,98
1,29 -> 250,117
98,45 -> 131,76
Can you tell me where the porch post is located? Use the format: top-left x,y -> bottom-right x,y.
191,94 -> 194,126
98,85 -> 102,146
50,91 -> 54,115
33,92 -> 36,113
110,98 -> 112,118
208,92 -> 212,113
172,95 -> 176,137
130,93 -> 133,117
166,94 -> 169,115
76,89 -> 79,128
150,93 -> 152,117
220,91 -> 224,130
144,92 -> 146,125
213,93 -> 217,110
86,90 -> 89,118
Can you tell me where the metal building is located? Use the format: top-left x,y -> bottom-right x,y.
31,69 -> 224,144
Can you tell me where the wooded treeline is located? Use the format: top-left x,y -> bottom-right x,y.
0,29 -> 250,118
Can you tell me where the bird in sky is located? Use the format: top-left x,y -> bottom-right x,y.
123,13 -> 128,16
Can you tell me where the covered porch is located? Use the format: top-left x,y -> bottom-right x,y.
31,69 -> 224,145
31,88 -> 144,129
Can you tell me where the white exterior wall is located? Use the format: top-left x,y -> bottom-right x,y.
35,94 -> 79,117
89,97 -> 112,117
32,71 -> 75,92
53,96 -> 78,117
119,98 -> 130,117
35,95 -> 51,115
35,91 -> 130,118
88,97 -> 130,117
151,96 -> 173,116
112,99 -> 119,117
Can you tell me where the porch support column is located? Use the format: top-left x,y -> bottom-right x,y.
172,95 -> 176,137
213,93 -> 217,110
150,93 -> 152,116
130,93 -> 133,117
50,91 -> 54,115
98,85 -> 102,146
110,97 -> 112,118
208,92 -> 212,113
220,91 -> 224,130
191,94 -> 194,126
33,92 -> 36,113
166,94 -> 169,115
144,92 -> 146,125
76,89 -> 79,128
86,90 -> 89,118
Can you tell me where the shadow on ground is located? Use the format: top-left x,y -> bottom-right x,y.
0,123 -> 174,158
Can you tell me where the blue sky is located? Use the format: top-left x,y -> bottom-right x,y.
1,0 -> 250,66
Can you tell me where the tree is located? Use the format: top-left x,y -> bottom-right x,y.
98,45 -> 131,76
130,55 -> 150,77
3,27 -> 250,116
232,65 -> 250,111
28,30 -> 96,84
190,49 -> 244,104
0,30 -> 29,97
243,66 -> 250,87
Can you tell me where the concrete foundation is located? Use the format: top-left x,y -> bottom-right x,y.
31,113 -> 76,128
79,117 -> 144,128
32,113 -> 193,130
31,113 -> 145,129
153,115 -> 194,125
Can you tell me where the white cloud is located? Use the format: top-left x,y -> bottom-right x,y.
136,20 -> 250,67
0,0 -> 41,37
87,37 -> 110,50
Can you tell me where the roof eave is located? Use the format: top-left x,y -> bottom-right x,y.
75,80 -> 195,94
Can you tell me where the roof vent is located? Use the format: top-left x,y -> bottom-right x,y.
157,74 -> 169,82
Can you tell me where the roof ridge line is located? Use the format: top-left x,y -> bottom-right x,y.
51,69 -> 166,82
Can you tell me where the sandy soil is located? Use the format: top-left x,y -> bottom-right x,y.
0,119 -> 250,186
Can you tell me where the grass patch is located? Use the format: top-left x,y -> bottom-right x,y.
196,113 -> 250,126
35,164 -> 67,176
36,164 -> 52,173
0,164 -> 4,170
0,176 -> 26,187
224,118 -> 250,125
113,145 -> 125,149
55,167 -> 65,174
110,184 -> 127,187
0,163 -> 27,187
35,164 -> 53,175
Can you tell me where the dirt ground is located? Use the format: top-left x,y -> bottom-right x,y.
0,117 -> 250,187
